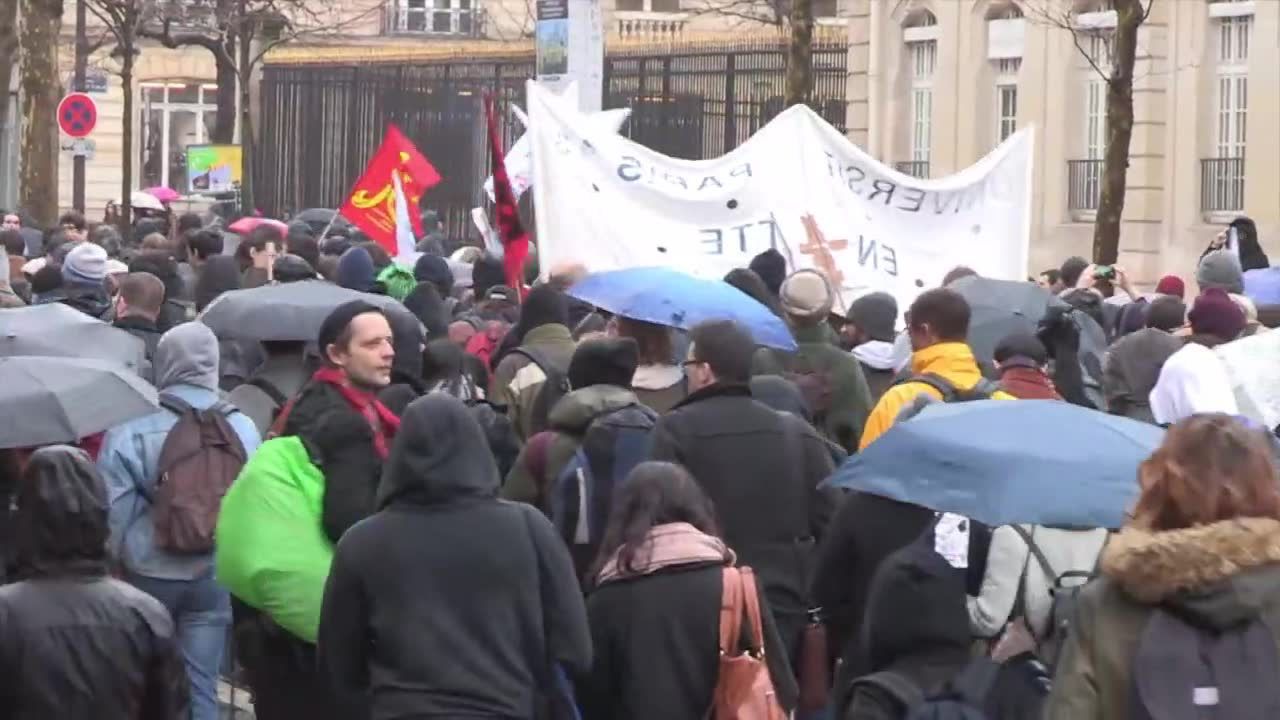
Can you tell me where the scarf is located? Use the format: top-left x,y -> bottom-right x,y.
997,363 -> 1063,401
596,522 -> 735,586
312,366 -> 402,458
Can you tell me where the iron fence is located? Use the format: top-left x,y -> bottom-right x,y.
1200,157 -> 1245,214
255,36 -> 849,241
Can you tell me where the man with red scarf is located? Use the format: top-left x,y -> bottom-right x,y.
235,300 -> 400,719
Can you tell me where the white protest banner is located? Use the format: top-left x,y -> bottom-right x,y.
483,104 -> 630,202
528,82 -> 1033,313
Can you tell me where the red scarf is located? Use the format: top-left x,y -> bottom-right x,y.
311,366 -> 402,458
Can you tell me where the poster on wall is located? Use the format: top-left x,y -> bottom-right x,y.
535,0 -> 602,112
186,144 -> 243,194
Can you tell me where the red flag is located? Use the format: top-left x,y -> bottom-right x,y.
339,125 -> 441,256
484,94 -> 530,297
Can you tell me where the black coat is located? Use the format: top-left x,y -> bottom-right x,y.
317,394 -> 591,719
649,383 -> 838,656
113,315 -> 163,361
581,562 -> 799,720
282,381 -> 386,543
0,577 -> 189,719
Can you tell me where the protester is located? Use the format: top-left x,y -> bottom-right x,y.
992,332 -> 1061,400
377,304 -> 429,413
651,319 -> 837,656
579,461 -> 799,720
59,210 -> 88,242
2,228 -> 30,301
860,288 -> 1013,449
317,393 -> 591,718
843,291 -> 900,403
414,253 -> 455,303
1201,215 -> 1269,271
1036,269 -> 1062,293
1154,274 -> 1185,300
335,245 -> 379,294
1196,248 -> 1245,295
1058,256 -> 1090,292
403,282 -> 450,338
54,241 -> 112,319
128,250 -> 189,331
1144,294 -> 1186,332
1047,414 -> 1280,719
0,446 -> 189,720
614,316 -> 686,412
1149,306 -> 1241,425
111,272 -> 166,364
724,266 -> 786,318
1186,286 -> 1246,347
749,248 -> 787,299
942,265 -> 978,286
0,247 -> 24,308
272,253 -> 316,283
226,340 -> 311,435
1103,326 -> 1185,425
29,263 -> 64,303
1230,292 -> 1266,337
194,255 -> 241,312
98,322 -> 261,720
237,226 -> 282,288
491,285 -> 577,441
753,269 -> 873,453
184,228 -> 224,272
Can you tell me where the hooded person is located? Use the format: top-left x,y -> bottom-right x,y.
334,246 -> 379,294
414,252 -> 456,304
491,285 -> 578,441
97,322 -> 260,720
0,446 -> 190,720
376,307 -> 428,416
749,248 -> 787,298
403,282 -> 450,339
753,269 -> 874,454
317,393 -> 592,719
1201,216 -> 1270,272
725,267 -> 786,318
54,241 -> 112,319
844,291 -> 899,403
992,332 -> 1061,400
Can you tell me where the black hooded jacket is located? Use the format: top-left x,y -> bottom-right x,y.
0,446 -> 189,720
317,394 -> 591,720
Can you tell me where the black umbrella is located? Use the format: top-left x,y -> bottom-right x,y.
0,303 -> 148,372
293,208 -> 349,234
198,279 -> 420,342
949,275 -> 1064,363
0,356 -> 159,449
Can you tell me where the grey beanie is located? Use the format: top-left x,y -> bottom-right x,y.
779,269 -> 834,321
62,242 -> 107,287
846,291 -> 898,342
1197,249 -> 1245,295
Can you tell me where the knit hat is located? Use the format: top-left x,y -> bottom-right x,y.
846,291 -> 898,342
1188,288 -> 1246,341
414,253 -> 455,296
376,263 -> 417,301
61,242 -> 107,287
318,300 -> 385,357
1146,295 -> 1187,332
1154,274 -> 1185,299
472,254 -> 506,298
1197,250 -> 1245,295
779,269 -> 834,321
568,337 -> 639,390
335,247 -> 377,293
517,285 -> 569,331
749,249 -> 787,297
272,254 -> 315,284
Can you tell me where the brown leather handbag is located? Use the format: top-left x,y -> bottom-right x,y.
797,609 -> 830,713
713,567 -> 788,720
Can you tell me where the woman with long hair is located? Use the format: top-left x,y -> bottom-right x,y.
1047,414 -> 1280,719
613,316 -> 686,412
578,461 -> 797,720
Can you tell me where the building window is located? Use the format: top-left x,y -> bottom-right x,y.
995,58 -> 1019,142
1202,7 -> 1251,213
391,0 -> 475,34
1084,33 -> 1110,161
141,83 -> 219,193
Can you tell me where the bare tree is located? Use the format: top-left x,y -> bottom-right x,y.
140,0 -> 237,143
0,0 -> 17,190
1027,0 -> 1153,265
18,0 -> 63,227
784,0 -> 812,107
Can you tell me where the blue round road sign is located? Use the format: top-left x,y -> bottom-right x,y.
57,93 -> 97,138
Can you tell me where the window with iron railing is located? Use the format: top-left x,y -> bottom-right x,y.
1202,7 -> 1250,213
895,161 -> 929,179
387,0 -> 477,35
1067,159 -> 1103,214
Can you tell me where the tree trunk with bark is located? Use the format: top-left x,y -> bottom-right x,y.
237,20 -> 254,214
119,44 -> 134,228
211,38 -> 236,143
1092,0 -> 1142,265
18,0 -> 63,227
0,0 -> 18,177
784,0 -> 813,107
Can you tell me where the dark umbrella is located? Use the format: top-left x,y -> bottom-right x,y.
0,303 -> 148,372
949,275 -> 1065,363
294,208 -> 349,234
0,356 -> 159,449
198,279 -> 420,342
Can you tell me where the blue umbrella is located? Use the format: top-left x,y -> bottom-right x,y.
1244,268 -> 1280,306
568,267 -> 796,351
825,400 -> 1164,529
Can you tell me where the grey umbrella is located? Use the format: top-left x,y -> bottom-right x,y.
198,279 -> 420,342
0,356 -> 159,449
0,303 -> 148,372
949,275 -> 1066,363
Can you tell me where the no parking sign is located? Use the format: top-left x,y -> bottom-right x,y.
57,92 -> 97,138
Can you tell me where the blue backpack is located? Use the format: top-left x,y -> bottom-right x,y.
549,403 -> 658,580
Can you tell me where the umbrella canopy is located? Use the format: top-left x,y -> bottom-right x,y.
198,279 -> 419,342
293,208 -> 349,228
1244,268 -> 1280,306
130,190 -> 165,211
0,356 -> 159,449
229,217 -> 289,235
568,266 -> 796,351
949,275 -> 1063,363
144,186 -> 181,203
0,303 -> 147,371
825,399 -> 1164,529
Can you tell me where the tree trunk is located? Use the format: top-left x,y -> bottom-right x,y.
1092,0 -> 1142,265
0,0 -> 17,184
236,21 -> 255,215
120,46 -> 133,228
783,0 -> 813,107
211,38 -> 237,144
18,0 -> 63,227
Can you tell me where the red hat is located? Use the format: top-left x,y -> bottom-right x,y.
1155,274 -> 1185,299
1189,287 -> 1246,341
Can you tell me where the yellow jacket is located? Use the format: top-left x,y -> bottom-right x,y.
858,342 -> 1015,450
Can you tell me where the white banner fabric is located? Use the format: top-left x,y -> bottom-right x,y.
528,82 -> 1034,313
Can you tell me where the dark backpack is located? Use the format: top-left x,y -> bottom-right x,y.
784,353 -> 836,425
512,346 -> 571,438
849,657 -> 1000,720
248,377 -> 289,420
906,373 -> 1001,403
148,393 -> 248,554
549,403 -> 658,578
1132,608 -> 1280,720
1009,526 -> 1097,671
